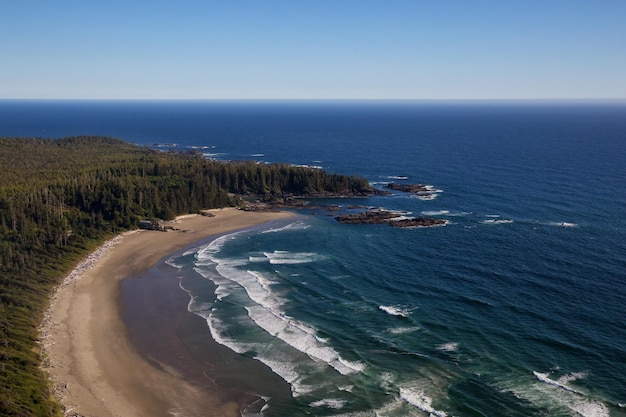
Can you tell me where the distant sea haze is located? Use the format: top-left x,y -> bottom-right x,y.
3,100 -> 625,416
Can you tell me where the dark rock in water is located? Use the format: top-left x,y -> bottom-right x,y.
388,217 -> 446,228
335,210 -> 398,224
335,210 -> 446,228
385,182 -> 431,193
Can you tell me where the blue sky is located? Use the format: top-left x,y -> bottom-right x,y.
2,1 -> 625,100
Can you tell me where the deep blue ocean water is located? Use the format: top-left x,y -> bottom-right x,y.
2,100 -> 625,416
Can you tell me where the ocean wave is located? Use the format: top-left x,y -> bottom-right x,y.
482,219 -> 514,225
309,398 -> 347,409
399,387 -> 449,417
263,250 -> 323,264
387,326 -> 420,335
292,163 -> 324,170
195,232 -> 243,263
436,342 -> 460,352
248,255 -> 268,263
532,371 -> 582,394
245,303 -> 365,376
207,252 -> 366,378
421,210 -> 451,216
207,315 -> 316,396
571,401 -> 611,417
413,193 -> 440,201
261,221 -> 311,233
547,221 -> 579,228
379,305 -> 415,318
522,371 -> 610,417
202,152 -> 228,159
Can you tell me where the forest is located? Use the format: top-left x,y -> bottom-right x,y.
0,136 -> 373,416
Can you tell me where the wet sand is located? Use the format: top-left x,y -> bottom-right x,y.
40,208 -> 293,417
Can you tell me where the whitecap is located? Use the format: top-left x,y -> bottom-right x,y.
292,163 -> 323,169
264,250 -> 322,264
399,387 -> 448,417
571,400 -> 610,417
309,398 -> 347,409
421,210 -> 451,216
532,371 -> 581,394
482,219 -> 514,225
248,256 -> 269,263
388,326 -> 420,335
202,152 -> 227,159
548,221 -> 579,228
436,342 -> 459,352
379,305 -> 413,318
262,221 -> 311,233
413,193 -> 439,201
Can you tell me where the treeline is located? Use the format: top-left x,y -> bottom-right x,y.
0,136 -> 372,416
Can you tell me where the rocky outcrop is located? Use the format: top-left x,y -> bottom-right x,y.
334,210 -> 399,224
387,217 -> 446,228
385,183 -> 431,193
335,210 -> 446,228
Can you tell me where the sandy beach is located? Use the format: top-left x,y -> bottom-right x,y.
40,208 -> 294,417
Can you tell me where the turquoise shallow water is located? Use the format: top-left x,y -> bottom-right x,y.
2,100 -> 625,416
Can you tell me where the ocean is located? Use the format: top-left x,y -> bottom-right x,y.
2,100 -> 625,416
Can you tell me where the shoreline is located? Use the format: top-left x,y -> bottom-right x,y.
40,208 -> 294,417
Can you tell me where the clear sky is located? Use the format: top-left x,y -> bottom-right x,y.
2,1 -> 625,100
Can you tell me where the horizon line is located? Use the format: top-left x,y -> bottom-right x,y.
2,97 -> 626,103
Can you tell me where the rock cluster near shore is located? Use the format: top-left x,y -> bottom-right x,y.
335,210 -> 446,228
385,182 -> 432,193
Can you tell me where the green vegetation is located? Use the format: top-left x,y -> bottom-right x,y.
0,136 -> 372,416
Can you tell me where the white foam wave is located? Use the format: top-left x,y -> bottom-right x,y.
436,342 -> 459,352
292,163 -> 324,170
309,398 -> 347,409
571,400 -> 610,417
399,387 -> 448,417
387,175 -> 409,180
202,152 -> 227,159
482,219 -> 514,225
207,315 -> 316,396
413,193 -> 439,201
421,210 -> 451,216
379,305 -> 414,318
245,304 -> 365,375
533,371 -> 581,394
530,371 -> 610,417
204,250 -> 365,378
250,153 -> 265,157
165,256 -> 185,269
548,221 -> 579,228
388,326 -> 420,335
248,256 -> 268,263
195,232 -> 243,264
261,221 -> 311,233
264,250 -> 322,264
499,370 -> 612,417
